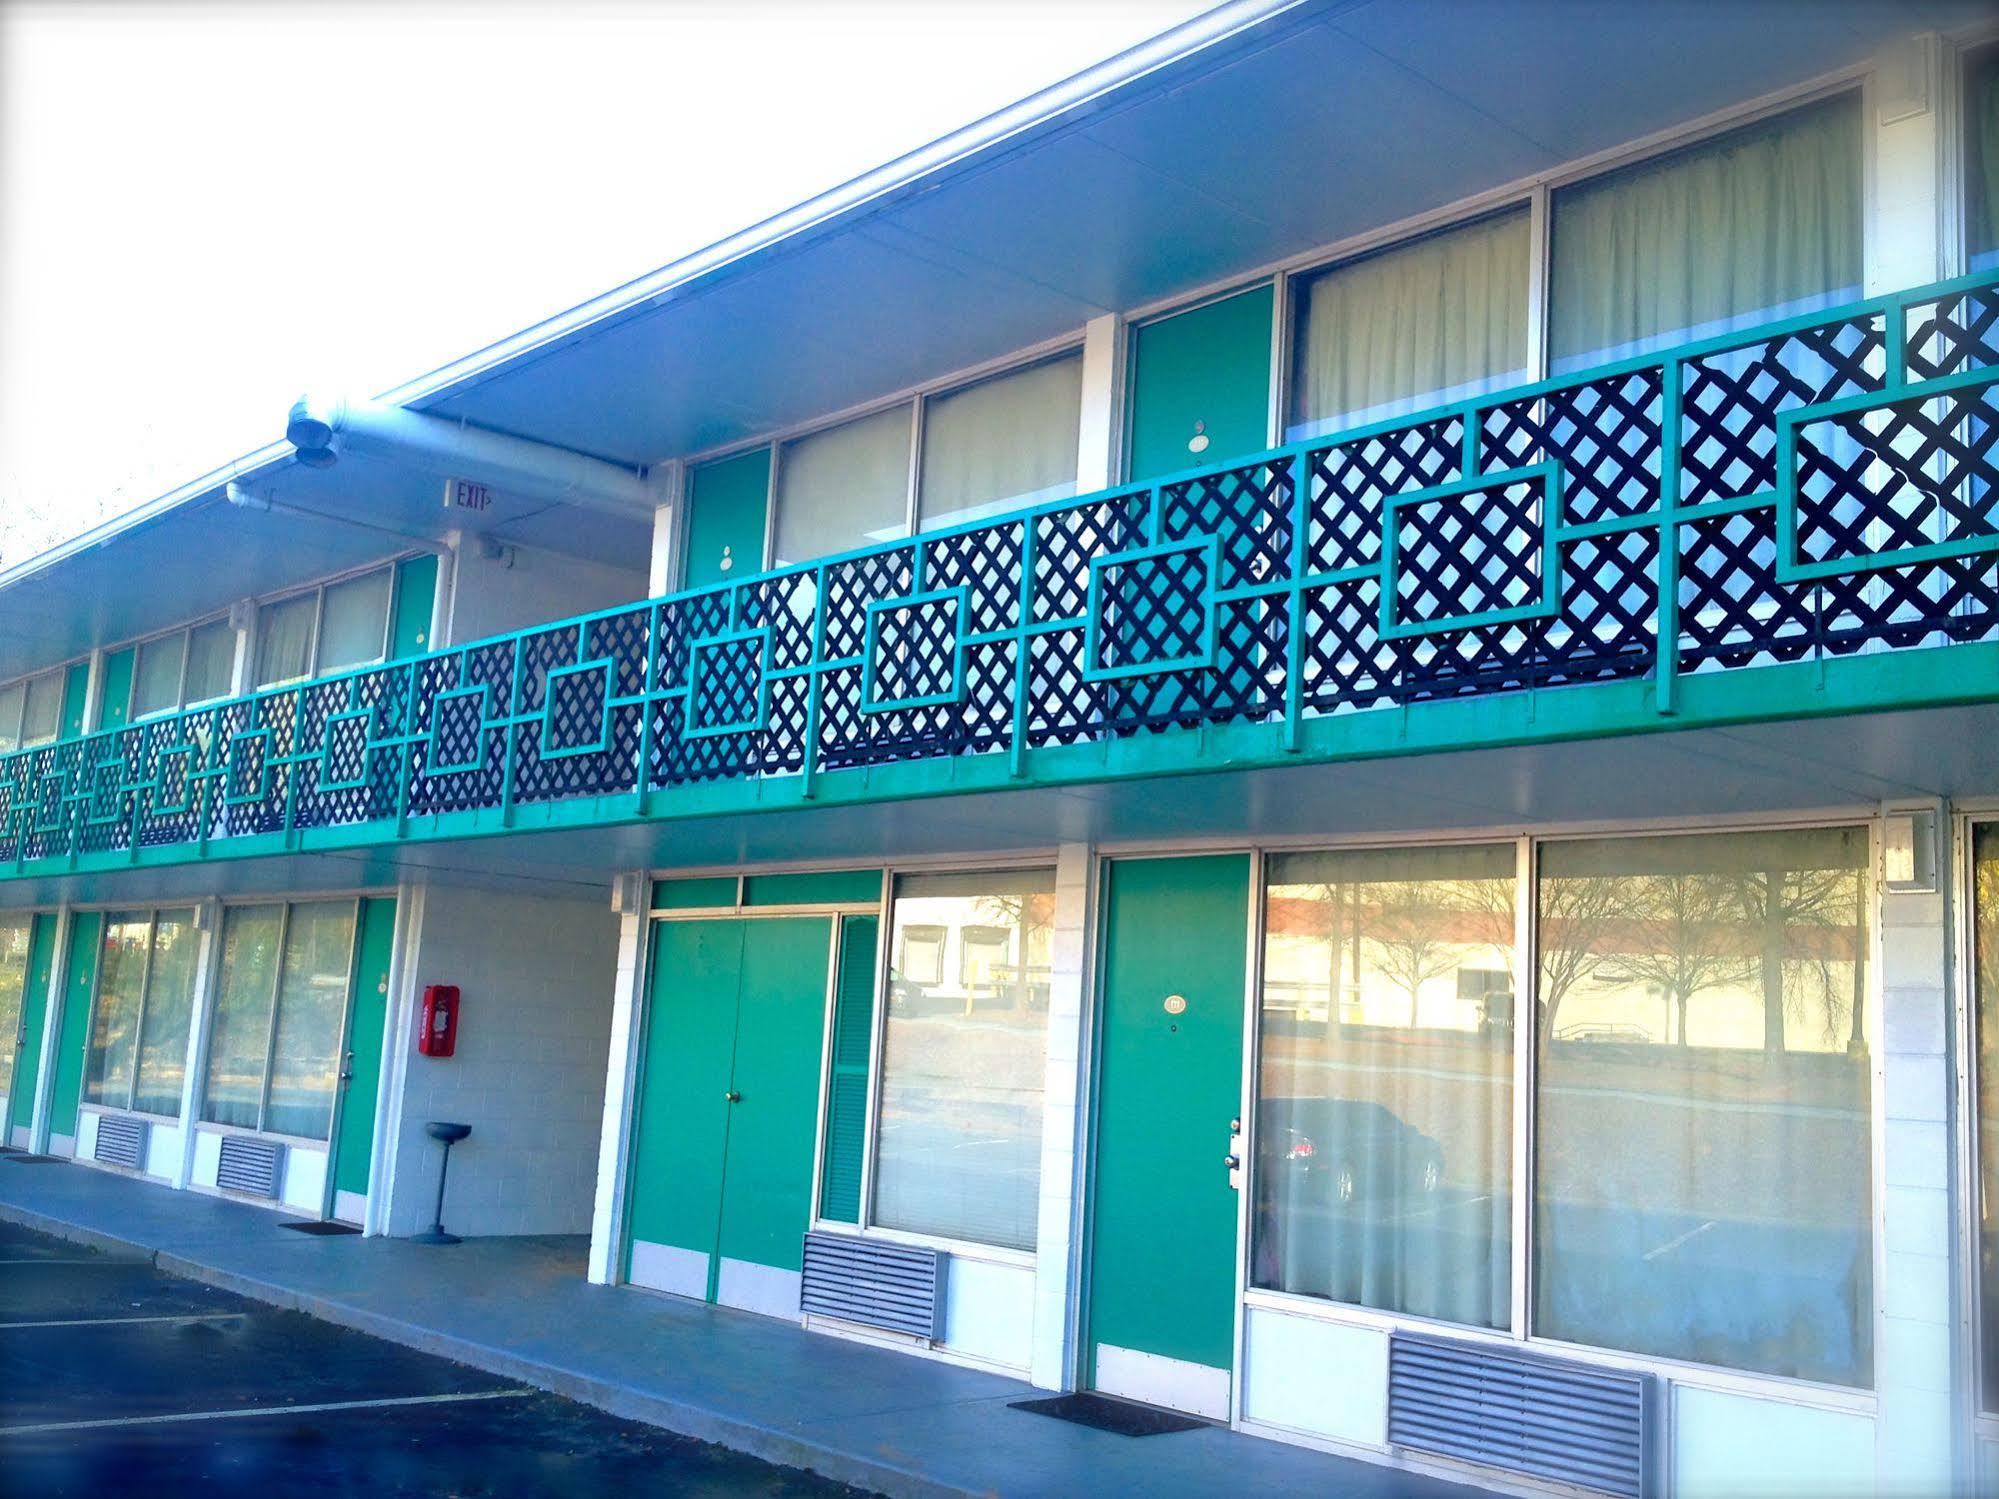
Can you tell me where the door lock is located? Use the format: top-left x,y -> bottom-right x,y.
724,1090 -> 742,1103
337,1050 -> 354,1087
1226,1115 -> 1245,1191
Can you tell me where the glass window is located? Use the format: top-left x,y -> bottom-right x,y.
84,915 -> 150,1107
1533,827 -> 1871,1385
1972,822 -> 1999,1414
773,404 -> 913,567
0,918 -> 28,1100
873,868 -> 1054,1250
264,902 -> 355,1139
1550,94 -> 1861,371
317,571 -> 391,674
918,354 -> 1083,531
183,618 -> 237,704
1254,845 -> 1516,1327
19,670 -> 63,747
1970,47 -> 1999,271
1288,209 -> 1531,440
201,906 -> 282,1129
132,911 -> 198,1116
131,635 -> 185,720
0,681 -> 21,752
899,925 -> 946,987
201,901 -> 355,1141
255,593 -> 317,688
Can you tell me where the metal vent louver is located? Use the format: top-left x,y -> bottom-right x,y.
92,1115 -> 148,1170
1389,1333 -> 1653,1499
801,1230 -> 947,1340
216,1135 -> 286,1198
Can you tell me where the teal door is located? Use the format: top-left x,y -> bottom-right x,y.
1087,854 -> 1250,1418
1126,286 -> 1274,482
625,916 -> 835,1317
329,896 -> 397,1222
682,449 -> 771,589
9,915 -> 57,1144
48,911 -> 102,1149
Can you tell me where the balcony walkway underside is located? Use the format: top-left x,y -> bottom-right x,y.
4,273 -> 1998,899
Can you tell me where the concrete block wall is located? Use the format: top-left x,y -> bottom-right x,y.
443,541 -> 648,647
382,883 -> 619,1238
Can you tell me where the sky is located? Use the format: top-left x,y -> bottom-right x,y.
0,0 -> 1212,567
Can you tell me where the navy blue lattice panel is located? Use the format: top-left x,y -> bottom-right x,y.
1811,554 -> 1988,657
1677,509 -> 1814,672
220,694 -> 300,838
684,630 -> 770,738
1481,370 -> 1661,524
1160,457 -> 1294,590
511,613 -> 645,804
136,714 -> 219,847
821,551 -> 916,663
755,674 -> 811,776
824,639 -> 1016,769
654,590 -> 732,693
738,572 -> 820,674
1537,527 -> 1660,685
863,590 -> 966,713
75,732 -> 141,856
924,519 -> 1025,635
1782,378 -> 1999,579
1384,468 -> 1558,637
1906,283 -> 1999,380
407,643 -> 512,815
1086,538 -> 1218,680
1032,495 -> 1149,624
1395,619 -> 1538,702
1680,316 -> 1884,508
21,742 -> 80,863
1025,627 -> 1104,747
1099,595 -> 1287,735
1306,417 -> 1463,574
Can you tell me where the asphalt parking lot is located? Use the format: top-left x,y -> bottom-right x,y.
0,1220 -> 874,1498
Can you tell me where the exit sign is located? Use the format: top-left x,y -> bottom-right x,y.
444,478 -> 493,512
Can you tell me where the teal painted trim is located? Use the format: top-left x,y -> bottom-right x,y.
858,587 -> 969,713
684,628 -> 771,739
3,267 -> 1996,883
1773,364 -> 1999,582
653,875 -> 739,909
742,870 -> 882,907
1083,534 -> 1220,680
1377,463 -> 1563,639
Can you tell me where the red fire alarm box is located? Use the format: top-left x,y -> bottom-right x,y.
418,984 -> 460,1057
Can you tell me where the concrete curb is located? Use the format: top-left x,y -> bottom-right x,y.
1,1201 -> 975,1499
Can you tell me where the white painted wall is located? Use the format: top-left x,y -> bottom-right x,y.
443,541 -> 647,648
381,882 -> 619,1238
1240,1306 -> 1388,1448
1029,841 -> 1094,1389
1675,1386 -> 1874,1499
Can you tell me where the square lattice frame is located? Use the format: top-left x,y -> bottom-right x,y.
317,704 -> 384,792
683,627 -> 772,740
222,726 -> 277,806
424,683 -> 495,776
151,743 -> 201,816
1773,364 -> 1999,584
539,657 -> 618,759
1379,462 -> 1564,640
859,587 -> 969,713
1082,534 -> 1221,682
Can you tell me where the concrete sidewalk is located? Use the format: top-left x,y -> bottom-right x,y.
0,1158 -> 1476,1499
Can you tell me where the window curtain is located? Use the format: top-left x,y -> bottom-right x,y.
1971,49 -> 1999,270
317,571 -> 390,675
85,915 -> 150,1107
19,671 -> 62,746
773,404 -> 913,567
264,901 -> 356,1139
183,618 -> 236,704
131,636 -> 184,719
918,354 -> 1083,531
0,682 -> 22,752
132,911 -> 198,1116
1533,827 -> 1872,1386
255,594 -> 316,688
0,919 -> 28,1098
1254,844 -> 1516,1329
871,867 -> 1055,1250
202,906 -> 282,1129
1972,823 -> 1999,1414
1550,94 -> 1861,371
1288,209 -> 1530,440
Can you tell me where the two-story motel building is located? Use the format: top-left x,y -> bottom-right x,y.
3,3 -> 1999,1494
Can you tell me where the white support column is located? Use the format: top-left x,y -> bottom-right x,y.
646,462 -> 684,599
588,879 -> 649,1285
1076,314 -> 1124,493
428,543 -> 459,652
1875,805 -> 1956,1495
1029,841 -> 1096,1390
25,905 -> 71,1154
226,600 -> 256,695
369,883 -> 427,1237
1866,32 -> 1947,295
172,901 -> 222,1189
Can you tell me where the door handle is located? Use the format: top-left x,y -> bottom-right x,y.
337,1050 -> 354,1087
724,1090 -> 742,1103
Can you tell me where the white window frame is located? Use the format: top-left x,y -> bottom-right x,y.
78,906 -> 199,1123
0,662 -> 77,753
251,557 -> 406,690
115,612 -> 240,725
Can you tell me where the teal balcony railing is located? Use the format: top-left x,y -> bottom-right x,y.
3,270 -> 1997,880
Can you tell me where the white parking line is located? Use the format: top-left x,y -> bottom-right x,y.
2,1387 -> 533,1436
0,1312 -> 249,1330
0,1258 -> 139,1266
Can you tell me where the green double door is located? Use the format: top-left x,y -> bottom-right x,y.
625,916 -> 832,1317
1087,854 -> 1251,1420
4,915 -> 58,1148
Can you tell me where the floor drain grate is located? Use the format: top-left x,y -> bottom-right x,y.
1009,1392 -> 1211,1436
280,1220 -> 363,1236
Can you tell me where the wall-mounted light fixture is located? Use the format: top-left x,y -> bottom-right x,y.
1882,802 -> 1940,894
